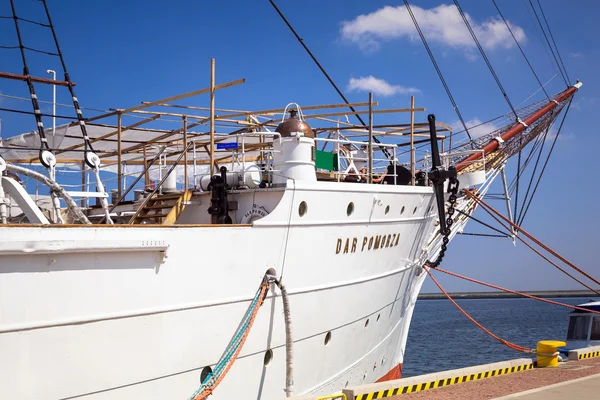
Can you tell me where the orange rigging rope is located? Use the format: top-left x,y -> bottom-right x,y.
464,190 -> 600,294
434,267 -> 600,316
426,268 -> 534,353
464,197 -> 599,295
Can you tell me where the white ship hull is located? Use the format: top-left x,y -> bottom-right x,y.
0,181 -> 440,399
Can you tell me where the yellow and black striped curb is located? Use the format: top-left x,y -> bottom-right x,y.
579,351 -> 600,360
568,346 -> 600,361
353,363 -> 534,400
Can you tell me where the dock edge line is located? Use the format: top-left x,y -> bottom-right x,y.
579,351 -> 600,360
354,363 -> 534,400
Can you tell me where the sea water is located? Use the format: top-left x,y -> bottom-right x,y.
402,297 -> 595,377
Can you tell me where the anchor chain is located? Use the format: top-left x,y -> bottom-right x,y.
427,175 -> 459,268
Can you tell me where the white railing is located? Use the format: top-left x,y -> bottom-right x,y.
441,149 -> 485,171
191,131 -> 282,187
314,137 -> 398,183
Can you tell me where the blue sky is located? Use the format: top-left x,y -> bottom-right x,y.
0,0 -> 598,292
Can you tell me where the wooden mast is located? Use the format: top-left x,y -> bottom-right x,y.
455,83 -> 581,172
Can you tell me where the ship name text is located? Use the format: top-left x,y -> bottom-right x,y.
336,233 -> 401,254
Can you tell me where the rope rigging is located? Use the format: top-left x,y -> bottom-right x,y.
491,0 -> 551,102
526,0 -> 569,86
11,15 -> 50,27
465,190 -> 600,293
514,145 -> 522,224
515,115 -> 552,224
403,0 -> 473,146
434,267 -> 600,317
508,125 -> 548,194
8,0 -> 53,168
267,0 -> 393,161
41,0 -> 99,169
21,45 -> 58,56
456,208 -> 510,237
427,263 -> 600,355
452,0 -> 519,121
535,0 -> 571,84
3,0 -> 113,223
426,269 -> 534,354
457,232 -> 510,238
518,99 -> 572,225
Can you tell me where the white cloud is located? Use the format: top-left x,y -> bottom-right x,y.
545,123 -> 574,142
451,118 -> 499,140
347,76 -> 420,97
568,52 -> 584,59
340,4 -> 526,54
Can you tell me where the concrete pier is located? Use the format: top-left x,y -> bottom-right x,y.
291,346 -> 600,400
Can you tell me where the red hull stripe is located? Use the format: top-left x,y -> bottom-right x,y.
376,363 -> 402,382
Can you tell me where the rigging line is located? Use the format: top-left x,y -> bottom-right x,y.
0,93 -> 112,115
466,190 -> 600,289
403,0 -> 473,145
41,0 -> 96,157
0,106 -> 78,120
450,113 -> 505,136
0,45 -> 19,49
509,128 -> 546,194
426,269 -> 533,353
508,128 -> 545,190
491,0 -> 550,101
8,0 -> 50,153
468,194 -> 600,294
457,233 -> 510,238
456,208 -> 511,237
0,145 -> 107,154
452,0 -> 519,120
518,99 -> 572,226
536,0 -> 571,84
526,0 -> 568,86
507,120 -> 551,193
434,267 -> 600,312
516,74 -> 557,108
22,45 -> 58,56
522,0 -> 560,78
267,0 -> 392,161
513,145 -> 522,222
515,114 -> 552,224
15,16 -> 50,27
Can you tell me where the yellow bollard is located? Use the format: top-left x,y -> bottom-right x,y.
536,340 -> 566,367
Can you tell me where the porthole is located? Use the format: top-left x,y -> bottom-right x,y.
200,366 -> 213,384
298,201 -> 307,217
365,319 -> 370,328
324,331 -> 332,346
401,206 -> 405,215
264,349 -> 273,366
376,314 -> 381,322
347,202 -> 354,216
385,205 -> 390,215
413,206 -> 417,215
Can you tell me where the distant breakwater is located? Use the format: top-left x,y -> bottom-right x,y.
418,290 -> 599,300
